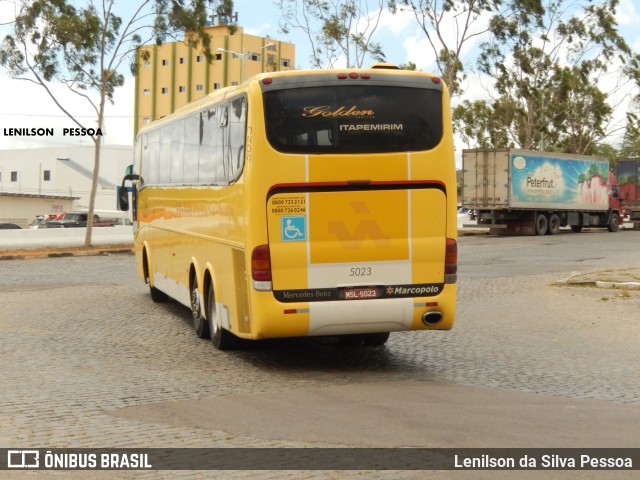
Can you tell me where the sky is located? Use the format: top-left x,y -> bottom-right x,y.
0,0 -> 639,154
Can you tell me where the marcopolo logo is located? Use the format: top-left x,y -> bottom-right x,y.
7,450 -> 39,468
386,285 -> 442,296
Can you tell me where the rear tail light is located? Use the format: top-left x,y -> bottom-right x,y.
445,238 -> 457,284
251,244 -> 272,291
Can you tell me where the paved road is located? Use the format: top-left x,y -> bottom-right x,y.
1,229 -> 639,478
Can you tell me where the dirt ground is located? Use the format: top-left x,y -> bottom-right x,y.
0,244 -> 133,260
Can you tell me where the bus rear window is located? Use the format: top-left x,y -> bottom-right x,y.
264,85 -> 443,154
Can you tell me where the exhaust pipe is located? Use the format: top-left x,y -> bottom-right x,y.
422,311 -> 443,326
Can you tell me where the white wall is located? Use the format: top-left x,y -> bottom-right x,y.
0,145 -> 133,212
0,225 -> 133,249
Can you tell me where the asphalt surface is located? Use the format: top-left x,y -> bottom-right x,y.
1,228 -> 639,479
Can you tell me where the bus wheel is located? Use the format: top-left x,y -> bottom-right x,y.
190,276 -> 210,339
607,213 -> 619,232
206,281 -> 237,350
144,253 -> 167,303
547,214 -> 560,235
535,213 -> 548,235
363,332 -> 390,346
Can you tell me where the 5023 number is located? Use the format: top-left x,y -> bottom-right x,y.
349,267 -> 372,277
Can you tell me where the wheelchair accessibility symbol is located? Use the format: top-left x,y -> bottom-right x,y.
281,216 -> 306,242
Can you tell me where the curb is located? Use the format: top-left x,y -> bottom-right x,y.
595,281 -> 640,290
0,244 -> 134,261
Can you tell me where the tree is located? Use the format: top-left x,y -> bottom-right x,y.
398,60 -> 417,70
0,0 -> 212,246
390,0 -> 507,97
456,0 -> 639,153
276,0 -> 387,68
210,0 -> 238,33
619,94 -> 640,159
591,142 -> 619,167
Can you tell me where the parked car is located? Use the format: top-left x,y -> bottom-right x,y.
44,212 -> 98,228
457,207 -> 470,217
0,223 -> 22,229
29,216 -> 48,229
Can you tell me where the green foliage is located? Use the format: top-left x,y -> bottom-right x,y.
619,95 -> 640,158
457,0 -> 639,154
0,0 -> 212,246
276,0 -> 387,68
1,1 -> 213,102
214,0 -> 238,33
591,143 -> 619,167
452,98 -> 514,148
398,61 -> 417,70
397,0 -> 503,97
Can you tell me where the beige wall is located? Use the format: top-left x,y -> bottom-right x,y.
135,25 -> 295,135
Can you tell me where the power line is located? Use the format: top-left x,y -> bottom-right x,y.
0,113 -> 135,118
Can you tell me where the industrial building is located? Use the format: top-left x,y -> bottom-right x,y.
134,24 -> 295,135
0,145 -> 133,227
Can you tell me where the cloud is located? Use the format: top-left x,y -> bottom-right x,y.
244,23 -> 274,37
615,0 -> 640,26
377,8 -> 415,35
0,73 -> 134,150
402,35 -> 437,71
374,4 -> 493,72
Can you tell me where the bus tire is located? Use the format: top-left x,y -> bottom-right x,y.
206,281 -> 237,350
339,334 -> 364,346
547,214 -> 560,235
607,213 -> 619,232
190,275 -> 210,339
363,332 -> 390,346
535,213 -> 548,235
144,252 -> 168,303
149,285 -> 168,303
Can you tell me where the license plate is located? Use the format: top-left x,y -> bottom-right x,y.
343,287 -> 379,300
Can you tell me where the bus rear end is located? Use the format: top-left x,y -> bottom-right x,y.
246,68 -> 457,342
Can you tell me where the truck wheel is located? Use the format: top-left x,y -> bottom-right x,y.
535,214 -> 548,235
547,214 -> 560,235
607,213 -> 619,232
570,225 -> 583,233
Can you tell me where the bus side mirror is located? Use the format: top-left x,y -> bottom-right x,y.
117,186 -> 129,211
125,164 -> 134,176
118,173 -> 141,212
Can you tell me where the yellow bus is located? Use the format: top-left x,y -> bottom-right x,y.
119,65 -> 457,349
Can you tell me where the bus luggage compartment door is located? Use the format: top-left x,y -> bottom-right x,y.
266,184 -> 448,334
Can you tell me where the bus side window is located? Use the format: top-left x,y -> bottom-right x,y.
140,133 -> 149,185
219,105 -> 228,127
171,120 -> 185,184
183,115 -> 200,184
229,96 -> 247,179
199,109 -> 217,183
